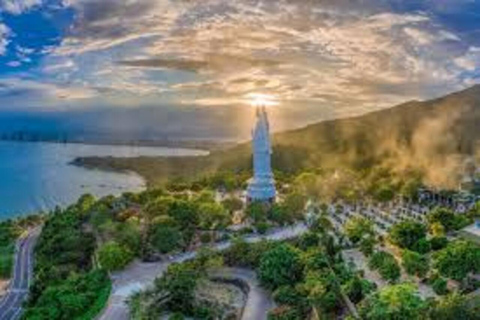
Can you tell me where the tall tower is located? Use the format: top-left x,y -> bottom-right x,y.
247,106 -> 276,202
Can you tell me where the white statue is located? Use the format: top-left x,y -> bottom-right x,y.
247,106 -> 276,202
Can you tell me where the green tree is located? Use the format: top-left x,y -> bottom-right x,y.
259,244 -> 304,290
388,220 -> 427,251
427,208 -> 456,232
151,225 -> 183,254
198,202 -> 230,230
402,250 -> 429,278
343,276 -> 376,304
345,217 -> 375,245
359,235 -> 377,257
98,241 -> 134,271
428,293 -> 473,320
247,201 -> 269,223
268,203 -> 293,226
168,200 -> 199,244
282,192 -> 307,220
431,277 -> 448,295
156,263 -> 199,313
433,240 -> 480,281
359,283 -> 427,320
369,251 -> 401,282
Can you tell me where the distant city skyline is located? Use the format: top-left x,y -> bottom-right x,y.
0,0 -> 480,138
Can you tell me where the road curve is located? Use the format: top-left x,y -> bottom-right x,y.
0,229 -> 40,320
98,222 -> 307,320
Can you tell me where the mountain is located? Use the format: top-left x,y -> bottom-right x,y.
75,85 -> 480,188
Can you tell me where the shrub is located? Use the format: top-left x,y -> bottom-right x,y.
388,221 -> 427,250
98,241 -> 134,271
256,222 -> 270,235
430,237 -> 448,251
369,251 -> 401,282
258,244 -> 303,290
432,277 -> 448,295
402,250 -> 429,278
412,238 -> 431,254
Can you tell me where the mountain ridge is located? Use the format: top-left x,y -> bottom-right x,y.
74,84 -> 480,188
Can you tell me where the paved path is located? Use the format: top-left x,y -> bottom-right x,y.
0,229 -> 40,320
98,223 -> 307,320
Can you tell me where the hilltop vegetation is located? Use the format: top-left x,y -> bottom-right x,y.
75,85 -> 480,189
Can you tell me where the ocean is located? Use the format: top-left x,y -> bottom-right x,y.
0,141 -> 206,220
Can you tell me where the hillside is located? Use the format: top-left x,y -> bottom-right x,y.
75,85 -> 480,188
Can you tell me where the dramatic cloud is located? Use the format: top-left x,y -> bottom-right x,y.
0,0 -> 479,138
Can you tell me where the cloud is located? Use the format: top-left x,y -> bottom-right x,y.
1,0 -> 43,15
2,0 -> 479,135
0,23 -> 10,55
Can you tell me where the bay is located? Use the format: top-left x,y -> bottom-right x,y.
0,141 -> 207,220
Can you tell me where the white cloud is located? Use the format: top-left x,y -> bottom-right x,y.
0,23 -> 10,55
5,0 -> 478,120
0,0 -> 42,15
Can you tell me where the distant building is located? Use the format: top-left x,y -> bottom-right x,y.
247,106 -> 276,203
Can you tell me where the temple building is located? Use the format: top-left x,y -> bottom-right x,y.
246,106 -> 276,203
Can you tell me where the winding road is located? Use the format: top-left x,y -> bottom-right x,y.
0,229 -> 39,320
98,223 -> 307,320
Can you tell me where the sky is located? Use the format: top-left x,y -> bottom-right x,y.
0,0 -> 480,140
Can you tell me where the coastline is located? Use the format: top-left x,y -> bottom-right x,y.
70,154 -> 215,187
0,136 -> 235,151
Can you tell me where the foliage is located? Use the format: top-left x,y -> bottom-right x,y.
268,305 -> 303,320
411,238 -> 431,254
98,241 -> 134,271
432,277 -> 448,295
273,286 -> 308,312
430,222 -> 446,237
281,192 -> 307,221
430,237 -> 448,251
344,217 -> 375,244
0,221 -> 17,279
359,235 -> 377,257
198,202 -> 230,230
299,270 -> 341,314
427,208 -> 457,232
0,244 -> 14,279
169,313 -> 185,320
28,203 -> 96,304
22,269 -> 111,320
359,283 -> 427,320
256,221 -> 271,235
373,184 -> 395,202
259,244 -> 304,290
342,275 -> 376,304
369,251 -> 401,282
433,240 -> 480,281
221,196 -> 243,213
151,224 -> 183,254
155,263 -> 200,313
268,203 -> 293,226
223,238 -> 274,268
402,250 -> 429,278
388,220 -> 427,251
427,293 -> 474,320
246,201 -> 269,223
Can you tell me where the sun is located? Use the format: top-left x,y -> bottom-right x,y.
245,93 -> 279,107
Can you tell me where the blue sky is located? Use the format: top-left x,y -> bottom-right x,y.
0,0 -> 480,138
